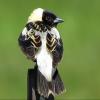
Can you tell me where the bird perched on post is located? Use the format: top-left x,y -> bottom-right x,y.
18,8 -> 65,98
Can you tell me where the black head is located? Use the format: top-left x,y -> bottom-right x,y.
42,10 -> 64,27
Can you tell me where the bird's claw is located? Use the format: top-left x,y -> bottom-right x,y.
46,33 -> 57,52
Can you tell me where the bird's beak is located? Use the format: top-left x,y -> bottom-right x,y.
54,17 -> 64,24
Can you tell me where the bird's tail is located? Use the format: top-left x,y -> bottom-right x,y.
37,67 -> 65,98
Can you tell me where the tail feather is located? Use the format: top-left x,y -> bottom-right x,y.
37,69 -> 49,97
37,68 -> 65,98
52,69 -> 65,95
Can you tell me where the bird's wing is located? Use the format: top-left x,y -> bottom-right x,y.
46,29 -> 64,95
18,27 -> 38,62
47,27 -> 63,67
52,38 -> 63,67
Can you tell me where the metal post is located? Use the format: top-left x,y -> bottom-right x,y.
27,67 -> 54,100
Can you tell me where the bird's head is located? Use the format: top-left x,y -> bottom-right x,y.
28,8 -> 64,27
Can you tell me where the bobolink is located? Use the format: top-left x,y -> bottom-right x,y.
18,8 -> 65,98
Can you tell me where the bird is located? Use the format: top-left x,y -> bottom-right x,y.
18,8 -> 65,98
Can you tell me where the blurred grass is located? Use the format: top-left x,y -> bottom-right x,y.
0,0 -> 100,99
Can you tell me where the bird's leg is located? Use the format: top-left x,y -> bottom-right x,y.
27,29 -> 42,49
46,33 -> 57,52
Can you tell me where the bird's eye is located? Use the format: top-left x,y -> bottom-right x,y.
46,16 -> 53,23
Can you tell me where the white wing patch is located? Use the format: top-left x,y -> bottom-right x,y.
50,27 -> 60,39
22,27 -> 27,36
21,27 -> 29,40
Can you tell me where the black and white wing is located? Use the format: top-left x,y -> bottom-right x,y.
52,38 -> 63,67
46,27 -> 63,67
18,23 -> 41,62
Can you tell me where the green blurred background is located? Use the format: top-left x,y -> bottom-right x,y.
0,0 -> 100,99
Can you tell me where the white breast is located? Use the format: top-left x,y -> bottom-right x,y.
35,32 -> 53,81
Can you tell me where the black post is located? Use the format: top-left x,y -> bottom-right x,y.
27,67 -> 54,100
